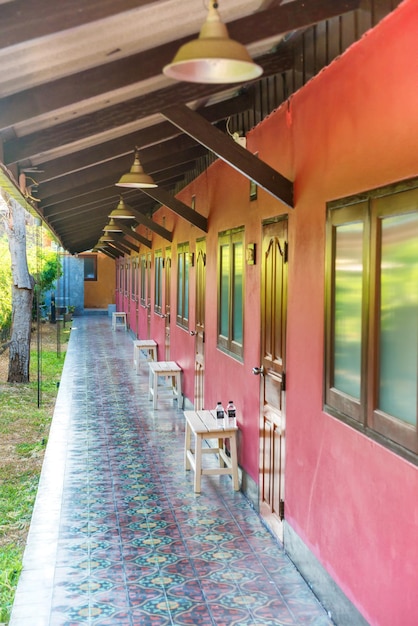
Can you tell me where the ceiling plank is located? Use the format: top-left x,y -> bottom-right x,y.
140,187 -> 208,233
0,0 -> 359,129
0,0 -> 159,48
163,104 -> 293,208
3,49 -> 294,164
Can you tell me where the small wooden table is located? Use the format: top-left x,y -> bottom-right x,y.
112,311 -> 127,331
133,339 -> 157,374
148,361 -> 182,409
184,410 -> 239,493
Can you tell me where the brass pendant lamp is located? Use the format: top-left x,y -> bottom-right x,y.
108,196 -> 135,220
103,219 -> 123,233
163,0 -> 263,84
116,150 -> 156,189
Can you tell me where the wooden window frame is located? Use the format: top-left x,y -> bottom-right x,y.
325,178 -> 418,464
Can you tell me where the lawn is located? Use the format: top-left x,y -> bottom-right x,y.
0,322 -> 69,624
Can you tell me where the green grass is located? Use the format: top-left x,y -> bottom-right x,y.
0,325 -> 69,624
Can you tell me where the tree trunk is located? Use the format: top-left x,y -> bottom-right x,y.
1,190 -> 34,383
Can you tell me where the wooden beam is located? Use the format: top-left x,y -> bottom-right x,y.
112,220 -> 153,248
96,246 -> 120,260
115,211 -> 173,242
140,187 -> 208,232
103,239 -> 132,256
163,104 -> 293,208
110,233 -> 140,253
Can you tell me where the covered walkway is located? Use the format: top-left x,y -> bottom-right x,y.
10,316 -> 333,626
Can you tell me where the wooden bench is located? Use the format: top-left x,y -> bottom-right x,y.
112,311 -> 127,331
184,410 -> 239,493
133,339 -> 157,374
148,361 -> 182,409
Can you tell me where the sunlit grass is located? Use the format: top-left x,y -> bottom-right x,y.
0,324 -> 69,623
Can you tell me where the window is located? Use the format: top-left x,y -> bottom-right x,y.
83,255 -> 97,281
176,243 -> 189,329
218,228 -> 244,359
325,180 -> 418,461
154,251 -> 163,315
131,258 -> 138,301
140,255 -> 147,306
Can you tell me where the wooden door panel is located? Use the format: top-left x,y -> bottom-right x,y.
165,253 -> 171,360
194,241 -> 206,410
259,219 -> 288,540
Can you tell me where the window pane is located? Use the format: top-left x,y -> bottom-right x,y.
334,222 -> 363,398
220,244 -> 229,337
177,254 -> 184,317
379,213 -> 418,425
232,242 -> 243,344
184,255 -> 189,320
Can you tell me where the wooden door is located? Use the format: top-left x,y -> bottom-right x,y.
258,218 -> 288,540
193,240 -> 206,409
164,250 -> 171,360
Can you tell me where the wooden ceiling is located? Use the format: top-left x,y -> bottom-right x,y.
0,0 -> 397,254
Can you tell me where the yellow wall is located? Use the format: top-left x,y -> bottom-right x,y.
82,253 -> 115,308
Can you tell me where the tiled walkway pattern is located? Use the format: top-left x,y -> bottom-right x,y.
10,317 -> 333,626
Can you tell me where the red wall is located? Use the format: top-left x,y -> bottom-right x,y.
117,1 -> 417,623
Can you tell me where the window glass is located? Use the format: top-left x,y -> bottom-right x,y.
217,228 -> 244,358
83,255 -> 97,281
379,213 -> 418,425
232,241 -> 243,344
220,244 -> 230,338
334,222 -> 363,399
176,244 -> 189,328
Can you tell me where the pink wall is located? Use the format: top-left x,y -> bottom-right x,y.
271,1 -> 417,623
115,2 -> 417,623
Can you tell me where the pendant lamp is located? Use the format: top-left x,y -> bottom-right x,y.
163,0 -> 262,84
116,150 -> 156,189
108,196 -> 135,219
103,219 -> 123,233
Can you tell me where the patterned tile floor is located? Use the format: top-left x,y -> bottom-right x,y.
10,316 -> 333,626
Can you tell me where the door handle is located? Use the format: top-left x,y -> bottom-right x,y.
252,366 -> 264,375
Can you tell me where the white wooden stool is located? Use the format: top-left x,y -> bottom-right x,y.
148,361 -> 182,409
184,410 -> 239,493
112,311 -> 127,331
133,339 -> 157,374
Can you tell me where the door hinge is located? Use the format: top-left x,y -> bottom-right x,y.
284,241 -> 288,263
279,499 -> 285,521
281,372 -> 286,392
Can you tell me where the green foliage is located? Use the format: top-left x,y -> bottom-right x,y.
0,234 -> 12,335
0,545 -> 22,623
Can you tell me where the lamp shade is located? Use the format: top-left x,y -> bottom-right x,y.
163,1 -> 263,84
116,150 -> 156,189
103,219 -> 122,233
109,196 -> 135,219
